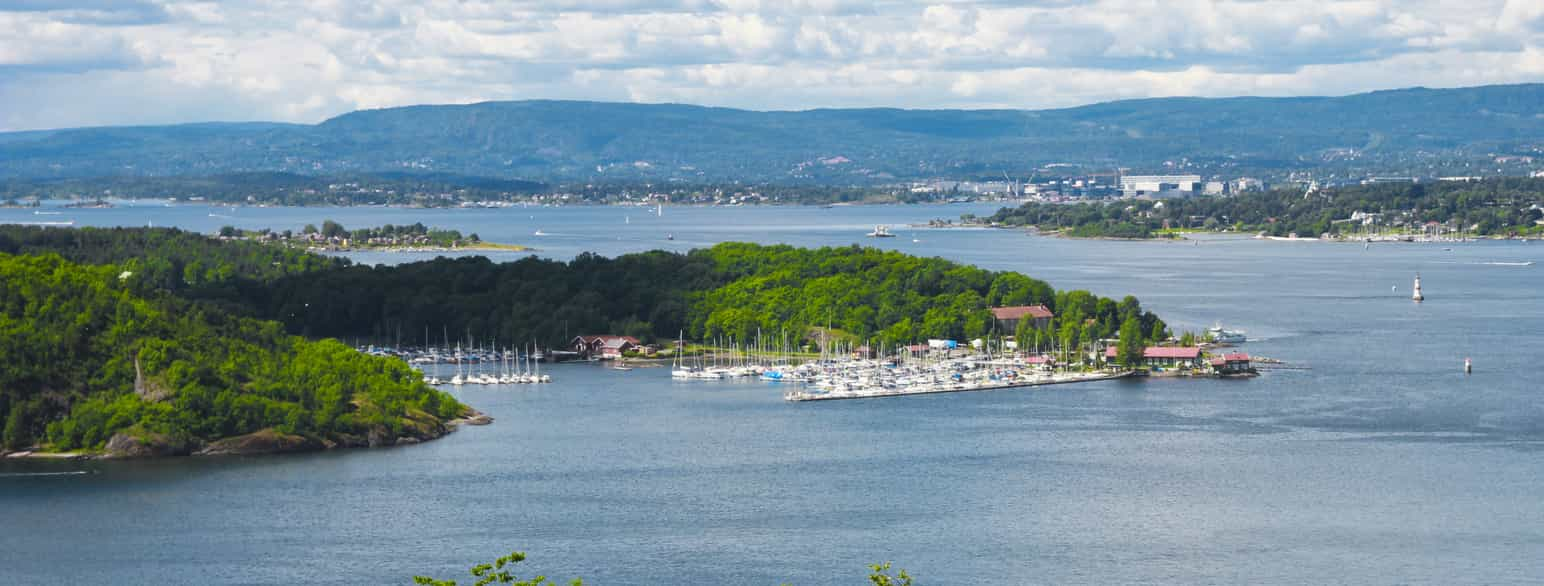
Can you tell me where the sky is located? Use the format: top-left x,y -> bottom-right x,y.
1,0 -> 1542,131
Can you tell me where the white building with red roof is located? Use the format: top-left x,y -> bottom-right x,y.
570,335 -> 641,360
990,305 -> 1054,331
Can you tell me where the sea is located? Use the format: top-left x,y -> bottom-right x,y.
3,201 -> 1543,584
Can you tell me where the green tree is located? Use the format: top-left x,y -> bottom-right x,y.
1059,319 -> 1080,362
868,562 -> 914,586
1117,317 -> 1144,367
1013,315 -> 1033,354
321,220 -> 346,238
413,552 -> 580,586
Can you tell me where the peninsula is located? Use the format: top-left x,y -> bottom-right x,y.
978,177 -> 1544,241
1,226 -> 1187,458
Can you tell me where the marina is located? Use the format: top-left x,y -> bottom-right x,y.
784,366 -> 1132,401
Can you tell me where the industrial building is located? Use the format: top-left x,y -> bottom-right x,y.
1119,174 -> 1203,198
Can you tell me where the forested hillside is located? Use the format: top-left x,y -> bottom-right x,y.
2,84 -> 1540,182
0,253 -> 468,455
226,242 -> 1166,350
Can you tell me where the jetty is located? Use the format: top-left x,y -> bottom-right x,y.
784,369 -> 1133,402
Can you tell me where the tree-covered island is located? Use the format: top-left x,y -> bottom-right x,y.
220,220 -> 529,252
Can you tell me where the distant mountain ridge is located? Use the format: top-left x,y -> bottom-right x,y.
3,84 -> 1541,183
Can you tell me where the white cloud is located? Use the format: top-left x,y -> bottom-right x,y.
0,0 -> 1540,131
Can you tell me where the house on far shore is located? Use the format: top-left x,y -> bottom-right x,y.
1209,353 -> 1253,375
570,335 -> 641,360
1024,355 -> 1053,371
1106,346 -> 1203,369
991,305 -> 1054,332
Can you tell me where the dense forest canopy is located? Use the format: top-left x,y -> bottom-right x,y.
0,225 -> 345,295
986,177 -> 1544,238
0,252 -> 467,453
1,228 -> 1167,350
226,242 -> 1166,351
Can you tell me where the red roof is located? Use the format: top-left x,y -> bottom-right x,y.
1110,346 -> 1202,359
1145,347 -> 1201,359
576,335 -> 640,347
1220,353 -> 1250,362
991,305 -> 1054,320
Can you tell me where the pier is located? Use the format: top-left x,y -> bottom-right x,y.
784,370 -> 1134,402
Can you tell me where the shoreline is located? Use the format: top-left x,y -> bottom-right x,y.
974,223 -> 1544,243
0,409 -> 493,461
314,243 -> 532,253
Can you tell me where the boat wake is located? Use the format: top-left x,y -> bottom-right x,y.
5,220 -> 75,226
0,471 -> 93,478
1433,261 -> 1535,267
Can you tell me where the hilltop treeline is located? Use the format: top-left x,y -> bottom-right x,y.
0,225 -> 344,298
987,177 -> 1544,238
0,253 -> 467,454
5,85 -> 1543,182
1,227 -> 1167,349
227,242 -> 1166,350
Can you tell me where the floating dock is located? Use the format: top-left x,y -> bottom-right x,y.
783,370 -> 1134,402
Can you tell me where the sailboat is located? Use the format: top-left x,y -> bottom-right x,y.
671,332 -> 695,379
534,229 -> 547,236
450,347 -> 465,386
535,344 -> 551,383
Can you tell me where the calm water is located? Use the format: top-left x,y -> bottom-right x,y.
4,204 -> 1544,584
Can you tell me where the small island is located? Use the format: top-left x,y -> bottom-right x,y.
219,220 -> 531,253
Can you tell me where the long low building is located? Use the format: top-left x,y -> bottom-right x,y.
991,305 -> 1054,331
1106,346 -> 1203,368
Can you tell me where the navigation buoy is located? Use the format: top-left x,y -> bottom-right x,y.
1464,357 -> 1472,374
1411,274 -> 1424,302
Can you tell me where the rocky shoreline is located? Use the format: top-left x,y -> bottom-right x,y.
1,411 -> 493,460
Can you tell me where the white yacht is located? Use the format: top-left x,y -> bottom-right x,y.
866,225 -> 896,238
1208,323 -> 1247,344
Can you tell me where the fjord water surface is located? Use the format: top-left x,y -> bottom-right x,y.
3,203 -> 1543,584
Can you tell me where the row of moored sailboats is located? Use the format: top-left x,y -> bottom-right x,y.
423,345 -> 551,386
